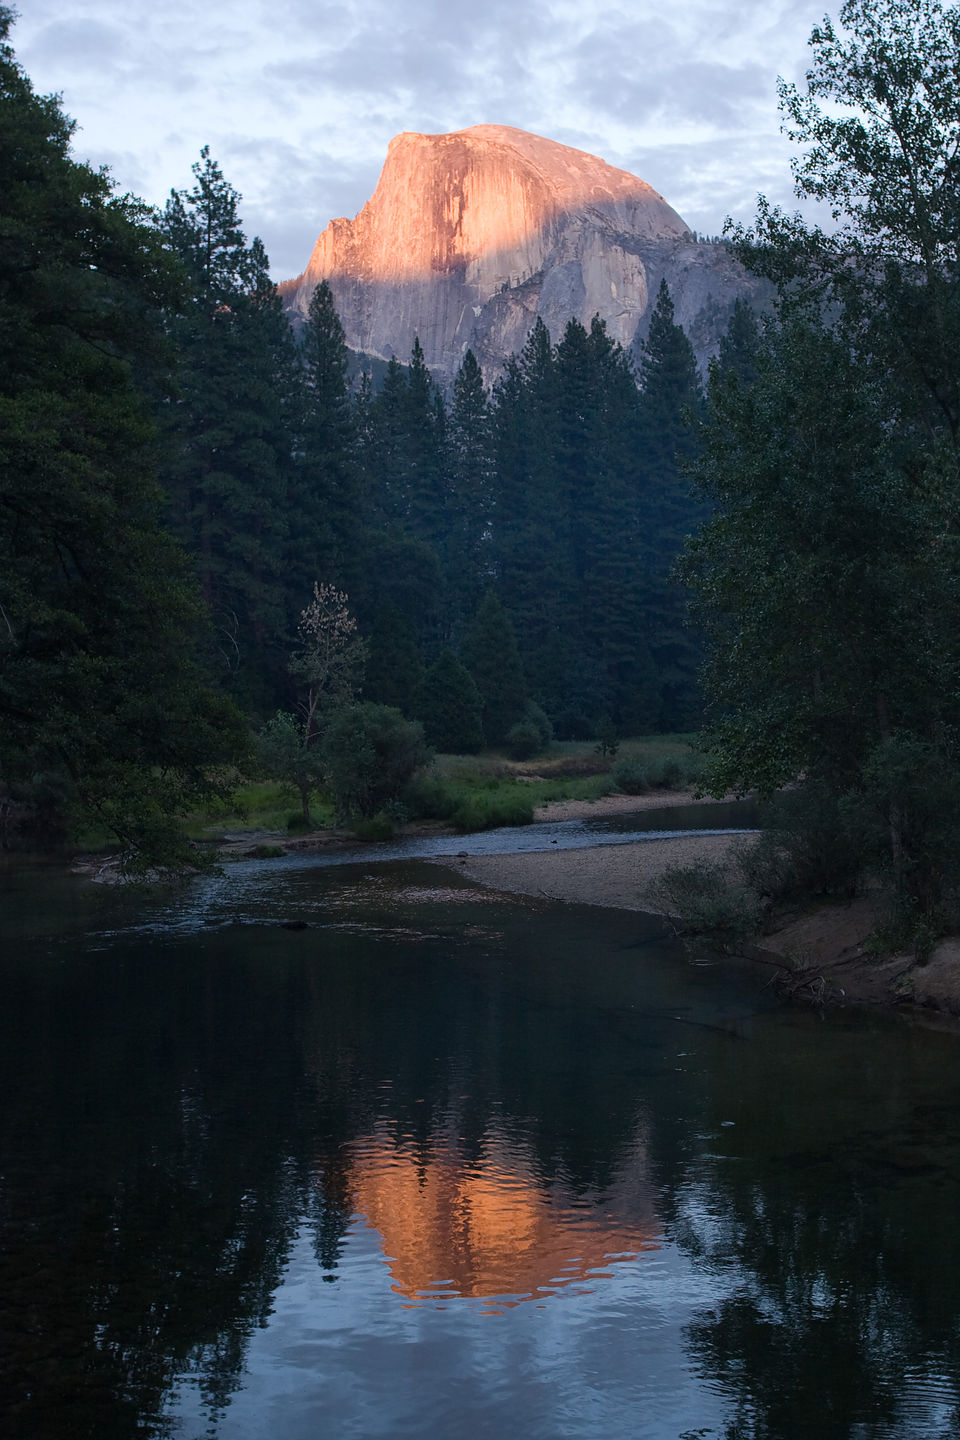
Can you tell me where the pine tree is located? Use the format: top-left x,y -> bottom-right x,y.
0,14 -> 245,866
294,281 -> 359,598
715,299 -> 762,386
414,650 -> 484,753
636,280 -> 706,728
490,319 -> 571,712
638,280 -> 703,489
461,590 -> 528,744
582,318 -> 660,730
159,151 -> 298,715
446,350 -> 492,625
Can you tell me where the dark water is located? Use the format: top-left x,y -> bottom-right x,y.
2,825 -> 960,1439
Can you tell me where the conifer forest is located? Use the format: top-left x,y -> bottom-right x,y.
6,0 -> 960,947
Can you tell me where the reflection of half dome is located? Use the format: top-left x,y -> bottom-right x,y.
345,1120 -> 660,1307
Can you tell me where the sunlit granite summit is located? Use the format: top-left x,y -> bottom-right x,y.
280,124 -> 756,380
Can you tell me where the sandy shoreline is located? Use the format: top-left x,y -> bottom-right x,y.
439,831 -> 743,912
426,790 -> 743,911
435,798 -> 960,1023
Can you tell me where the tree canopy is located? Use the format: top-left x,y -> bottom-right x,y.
0,9 -> 245,868
689,0 -> 960,924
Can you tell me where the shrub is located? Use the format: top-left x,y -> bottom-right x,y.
612,759 -> 648,794
657,758 -> 684,790
350,812 -> 398,842
286,812 -> 311,833
553,710 -> 595,741
506,701 -> 553,759
851,736 -> 960,919
594,717 -> 619,759
506,720 -> 542,760
760,780 -> 863,897
733,830 -> 798,903
648,860 -> 763,949
322,703 -> 430,820
400,773 -> 457,821
451,792 -> 534,832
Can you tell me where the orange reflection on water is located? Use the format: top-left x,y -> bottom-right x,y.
345,1120 -> 660,1308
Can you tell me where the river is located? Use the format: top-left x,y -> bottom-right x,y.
2,808 -> 959,1439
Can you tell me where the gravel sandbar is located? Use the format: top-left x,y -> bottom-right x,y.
441,831 -> 744,912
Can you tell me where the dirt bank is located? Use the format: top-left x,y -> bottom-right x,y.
438,814 -> 960,1025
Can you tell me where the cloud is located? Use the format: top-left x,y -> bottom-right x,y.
11,0 -> 830,277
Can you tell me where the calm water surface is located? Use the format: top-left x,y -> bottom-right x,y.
2,824 -> 960,1439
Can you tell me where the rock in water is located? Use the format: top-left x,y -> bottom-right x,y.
280,124 -> 759,382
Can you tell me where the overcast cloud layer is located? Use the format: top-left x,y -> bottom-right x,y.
15,0 -> 826,279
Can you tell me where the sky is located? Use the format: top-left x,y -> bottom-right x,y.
13,0 -> 829,280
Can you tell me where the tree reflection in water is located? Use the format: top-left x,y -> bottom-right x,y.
1,865 -> 960,1438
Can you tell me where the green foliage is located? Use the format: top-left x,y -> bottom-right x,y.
461,590 -> 528,744
636,281 -> 706,731
350,812 -> 399,842
449,792 -> 535,832
0,16 -> 246,872
851,736 -> 960,922
686,0 -> 960,927
648,859 -> 763,949
293,281 -> 360,596
158,149 -> 298,715
613,748 -> 703,796
256,712 -> 325,827
446,350 -> 493,622
505,702 -> 553,760
611,760 -> 649,795
594,718 -> 620,759
399,772 -> 458,821
321,703 -> 430,820
758,782 -> 865,899
414,650 -> 484,753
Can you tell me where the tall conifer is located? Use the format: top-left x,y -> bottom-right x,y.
295,280 -> 359,597
461,590 -> 528,744
159,152 -> 297,714
637,280 -> 705,728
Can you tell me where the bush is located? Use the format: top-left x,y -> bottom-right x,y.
553,711 -> 595,742
400,773 -> 457,821
648,860 -> 763,949
505,720 -> 542,760
760,780 -> 863,897
322,703 -> 430,821
594,717 -> 619,760
286,812 -> 311,833
506,702 -> 553,760
451,792 -> 534,832
350,812 -> 398,842
612,759 -> 648,794
734,830 -> 798,903
851,737 -> 960,919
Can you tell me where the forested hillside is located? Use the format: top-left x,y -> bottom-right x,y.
154,146 -> 709,740
1,0 -> 721,867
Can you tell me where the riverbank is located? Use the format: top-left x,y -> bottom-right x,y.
440,801 -> 960,1024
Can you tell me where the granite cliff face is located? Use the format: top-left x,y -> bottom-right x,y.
280,125 -> 759,381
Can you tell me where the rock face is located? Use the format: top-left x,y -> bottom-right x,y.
280,124 -> 759,381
